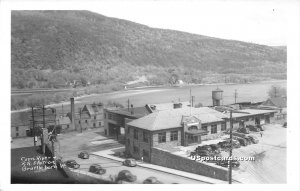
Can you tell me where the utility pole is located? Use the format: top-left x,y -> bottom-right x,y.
79,108 -> 82,133
31,107 -> 36,147
234,89 -> 238,104
189,88 -> 192,116
191,96 -> 195,107
229,110 -> 233,184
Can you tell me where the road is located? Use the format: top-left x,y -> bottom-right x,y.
68,154 -> 207,184
12,128 -> 208,184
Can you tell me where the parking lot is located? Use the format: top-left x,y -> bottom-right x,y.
173,123 -> 286,183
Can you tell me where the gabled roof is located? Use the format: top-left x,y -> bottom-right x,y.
83,103 -> 103,115
262,97 -> 287,108
127,107 -> 228,131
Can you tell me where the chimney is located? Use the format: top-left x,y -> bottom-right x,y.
70,97 -> 76,131
131,104 -> 134,115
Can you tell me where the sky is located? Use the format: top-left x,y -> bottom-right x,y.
88,0 -> 288,46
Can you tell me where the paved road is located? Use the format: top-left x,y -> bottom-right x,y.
66,154 -> 207,184
12,128 -> 208,184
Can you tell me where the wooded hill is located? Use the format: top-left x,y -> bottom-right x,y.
11,10 -> 286,89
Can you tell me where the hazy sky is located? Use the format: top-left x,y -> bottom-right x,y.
89,0 -> 288,46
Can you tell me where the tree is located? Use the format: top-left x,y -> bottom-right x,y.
268,85 -> 286,98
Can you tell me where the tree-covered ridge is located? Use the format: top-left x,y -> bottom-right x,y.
11,10 -> 286,89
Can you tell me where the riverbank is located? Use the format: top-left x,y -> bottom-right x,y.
11,79 -> 286,113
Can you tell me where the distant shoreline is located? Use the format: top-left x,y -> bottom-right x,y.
11,79 -> 286,113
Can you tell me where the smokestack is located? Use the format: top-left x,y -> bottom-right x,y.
70,97 -> 76,131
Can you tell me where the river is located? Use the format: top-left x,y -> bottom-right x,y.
12,80 -> 286,114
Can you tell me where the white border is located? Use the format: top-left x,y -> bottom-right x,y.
1,0 -> 300,191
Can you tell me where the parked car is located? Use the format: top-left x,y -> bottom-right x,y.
247,125 -> 260,132
65,160 -> 80,169
237,137 -> 248,146
209,144 -> 221,154
143,177 -> 163,184
78,151 -> 89,159
257,124 -> 264,131
89,164 -> 106,175
123,158 -> 137,167
247,135 -> 259,144
117,170 -> 137,182
196,145 -> 212,152
196,150 -> 211,157
216,159 -> 240,168
244,137 -> 252,145
237,127 -> 250,134
224,139 -> 241,149
217,140 -> 231,149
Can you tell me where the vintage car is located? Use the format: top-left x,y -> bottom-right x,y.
143,177 -> 163,184
117,170 -> 137,182
78,151 -> 89,159
65,160 -> 80,169
89,164 -> 106,175
123,158 -> 137,167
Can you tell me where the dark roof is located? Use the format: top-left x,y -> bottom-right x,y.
127,107 -> 228,131
262,97 -> 287,108
107,106 -> 151,118
82,103 -> 103,115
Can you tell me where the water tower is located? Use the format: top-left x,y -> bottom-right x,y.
212,88 -> 223,106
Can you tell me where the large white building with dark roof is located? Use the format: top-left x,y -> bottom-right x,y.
124,106 -> 277,162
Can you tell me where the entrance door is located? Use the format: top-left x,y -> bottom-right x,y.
265,116 -> 270,124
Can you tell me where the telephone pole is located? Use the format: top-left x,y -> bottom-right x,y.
79,108 -> 82,133
229,110 -> 233,184
31,107 -> 36,147
234,89 -> 238,104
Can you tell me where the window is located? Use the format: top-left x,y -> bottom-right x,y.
16,126 -> 19,131
94,116 -> 96,120
79,121 -> 81,124
85,120 -> 88,123
170,131 -> 178,141
143,131 -> 149,143
158,132 -> 166,143
127,139 -> 130,146
201,125 -> 208,131
108,113 -> 113,120
134,129 -> 138,140
93,123 -> 96,127
188,125 -> 198,131
99,122 -> 101,127
270,113 -> 274,117
211,125 -> 217,134
221,123 -> 226,131
133,146 -> 139,153
104,113 -> 106,119
16,132 -> 19,137
67,125 -> 69,129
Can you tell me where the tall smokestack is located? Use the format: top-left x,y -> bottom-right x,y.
70,97 -> 75,131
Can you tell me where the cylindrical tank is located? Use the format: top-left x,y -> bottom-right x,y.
212,88 -> 223,106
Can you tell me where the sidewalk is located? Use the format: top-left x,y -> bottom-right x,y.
92,147 -> 230,184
